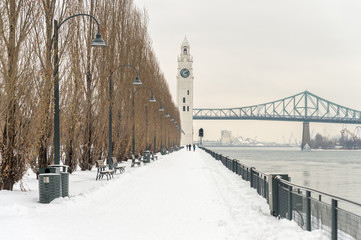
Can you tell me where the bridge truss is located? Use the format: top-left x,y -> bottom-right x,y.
193,91 -> 361,124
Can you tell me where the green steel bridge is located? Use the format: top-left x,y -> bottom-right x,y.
193,91 -> 361,124
193,91 -> 361,149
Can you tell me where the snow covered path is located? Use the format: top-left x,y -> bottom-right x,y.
0,148 -> 326,240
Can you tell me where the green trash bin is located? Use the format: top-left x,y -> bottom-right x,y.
143,150 -> 151,163
49,165 -> 69,197
39,173 -> 62,203
161,149 -> 167,155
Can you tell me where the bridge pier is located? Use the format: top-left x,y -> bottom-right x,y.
301,121 -> 311,150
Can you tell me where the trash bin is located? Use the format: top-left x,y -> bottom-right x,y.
161,149 -> 167,155
49,165 -> 69,197
39,172 -> 62,203
143,150 -> 151,163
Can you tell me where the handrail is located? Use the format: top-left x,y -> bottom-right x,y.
279,178 -> 361,208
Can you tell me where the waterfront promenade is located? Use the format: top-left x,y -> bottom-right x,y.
0,148 -> 326,240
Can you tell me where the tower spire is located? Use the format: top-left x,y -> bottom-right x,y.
183,36 -> 188,44
181,36 -> 190,56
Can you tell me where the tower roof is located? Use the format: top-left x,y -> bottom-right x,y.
182,36 -> 189,46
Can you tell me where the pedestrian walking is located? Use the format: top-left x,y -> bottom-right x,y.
193,144 -> 195,151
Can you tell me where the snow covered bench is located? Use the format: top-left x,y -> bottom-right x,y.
95,160 -> 114,180
151,152 -> 158,160
131,155 -> 143,167
111,157 -> 126,174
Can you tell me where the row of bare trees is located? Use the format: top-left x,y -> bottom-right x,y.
0,0 -> 181,190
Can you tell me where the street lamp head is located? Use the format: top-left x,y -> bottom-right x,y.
133,76 -> 142,85
159,105 -> 164,112
91,33 -> 106,47
149,95 -> 156,103
165,113 -> 170,118
171,118 -> 174,122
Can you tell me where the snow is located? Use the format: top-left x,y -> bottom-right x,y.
0,148 -> 327,240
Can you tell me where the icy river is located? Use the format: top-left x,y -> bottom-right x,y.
209,146 -> 361,204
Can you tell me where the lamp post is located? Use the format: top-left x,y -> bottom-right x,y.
173,120 -> 178,148
176,123 -> 180,148
170,118 -> 175,149
160,108 -> 165,154
52,14 -> 106,165
107,65 -> 141,168
155,104 -> 164,154
165,112 -> 170,153
132,86 -> 156,162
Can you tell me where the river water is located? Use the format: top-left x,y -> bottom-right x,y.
208,146 -> 361,205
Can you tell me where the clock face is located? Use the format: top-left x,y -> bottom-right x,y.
180,68 -> 190,78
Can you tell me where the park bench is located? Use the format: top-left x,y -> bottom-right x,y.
95,159 -> 114,180
131,155 -> 142,167
111,157 -> 126,174
151,151 -> 158,160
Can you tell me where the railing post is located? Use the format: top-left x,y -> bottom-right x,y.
306,190 -> 311,231
250,167 -> 254,187
263,176 -> 267,199
247,168 -> 251,182
331,199 -> 338,240
288,186 -> 293,220
268,174 -> 288,217
269,175 -> 279,216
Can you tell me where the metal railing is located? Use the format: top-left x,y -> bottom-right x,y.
201,147 -> 361,240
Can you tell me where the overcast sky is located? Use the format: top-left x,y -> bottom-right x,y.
133,0 -> 361,142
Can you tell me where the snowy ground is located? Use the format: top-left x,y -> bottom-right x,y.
0,148 -> 327,240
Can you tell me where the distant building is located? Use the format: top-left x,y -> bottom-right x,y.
221,130 -> 233,145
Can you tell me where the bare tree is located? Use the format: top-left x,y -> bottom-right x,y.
0,0 -> 38,190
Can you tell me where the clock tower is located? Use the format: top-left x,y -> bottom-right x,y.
177,37 -> 194,146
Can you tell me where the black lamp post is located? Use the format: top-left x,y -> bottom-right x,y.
107,65 -> 140,169
155,104 -> 164,154
52,14 -> 106,165
164,113 -> 170,153
170,118 -> 175,149
132,86 -> 156,162
160,108 -> 165,153
173,120 -> 178,148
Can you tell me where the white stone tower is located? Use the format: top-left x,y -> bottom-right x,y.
177,37 -> 194,146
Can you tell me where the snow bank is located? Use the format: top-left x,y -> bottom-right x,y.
0,149 -> 327,240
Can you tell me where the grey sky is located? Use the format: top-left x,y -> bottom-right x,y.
133,0 -> 361,142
